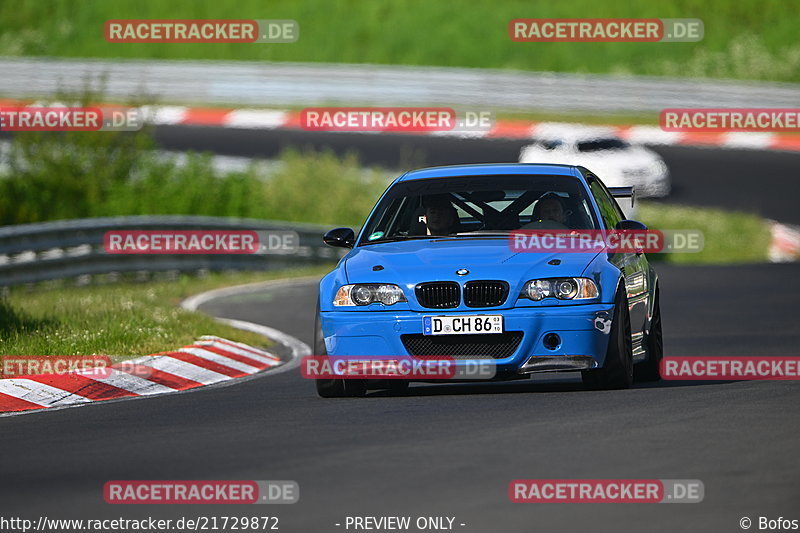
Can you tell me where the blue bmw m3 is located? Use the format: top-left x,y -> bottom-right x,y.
315,163 -> 662,397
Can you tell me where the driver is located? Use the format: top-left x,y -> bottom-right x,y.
423,195 -> 459,235
523,193 -> 570,229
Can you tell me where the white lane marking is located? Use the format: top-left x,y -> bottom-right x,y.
180,275 -> 321,312
198,335 -> 276,357
533,121 -> 619,139
217,318 -> 309,373
224,109 -> 289,129
139,105 -> 188,125
178,347 -> 261,374
194,340 -> 281,365
722,132 -> 774,149
197,335 -> 280,359
75,367 -> 175,395
768,221 -> 800,263
180,277 -> 315,372
0,379 -> 92,407
127,355 -> 230,385
429,130 -> 489,139
618,125 -> 681,145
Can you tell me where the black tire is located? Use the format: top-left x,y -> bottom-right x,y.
582,287 -> 634,390
634,288 -> 663,382
313,311 -> 366,398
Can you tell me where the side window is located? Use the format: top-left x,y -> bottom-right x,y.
588,177 -> 624,229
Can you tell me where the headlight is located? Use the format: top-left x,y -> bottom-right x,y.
520,278 -> 598,301
554,278 -> 578,299
334,284 -> 407,306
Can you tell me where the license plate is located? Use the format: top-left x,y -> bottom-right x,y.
423,315 -> 504,336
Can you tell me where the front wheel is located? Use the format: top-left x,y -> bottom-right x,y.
582,288 -> 634,390
315,376 -> 367,398
314,311 -> 366,398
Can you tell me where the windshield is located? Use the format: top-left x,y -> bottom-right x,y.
577,138 -> 629,152
359,174 -> 599,245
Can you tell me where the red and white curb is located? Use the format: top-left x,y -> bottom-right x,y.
138,106 -> 800,152
0,336 -> 282,414
769,222 -> 800,263
3,99 -> 800,152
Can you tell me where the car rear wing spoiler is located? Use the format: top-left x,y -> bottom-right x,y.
608,186 -> 635,207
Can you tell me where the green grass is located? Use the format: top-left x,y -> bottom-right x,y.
0,0 -> 799,82
0,266 -> 331,357
0,129 -> 392,227
639,202 -> 771,264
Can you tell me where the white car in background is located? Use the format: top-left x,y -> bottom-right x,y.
519,124 -> 671,200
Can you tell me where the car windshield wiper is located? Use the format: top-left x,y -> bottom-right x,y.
360,235 -> 438,245
362,232 -> 510,245
427,233 -> 511,241
448,232 -> 510,237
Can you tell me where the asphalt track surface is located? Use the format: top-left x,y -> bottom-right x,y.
1,128 -> 799,532
152,125 -> 800,224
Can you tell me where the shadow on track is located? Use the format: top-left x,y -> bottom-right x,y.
363,376 -> 738,398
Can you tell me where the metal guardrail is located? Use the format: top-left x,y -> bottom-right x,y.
0,216 -> 339,287
2,57 -> 799,113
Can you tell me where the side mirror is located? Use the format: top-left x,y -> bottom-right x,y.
323,227 -> 356,248
616,219 -> 647,231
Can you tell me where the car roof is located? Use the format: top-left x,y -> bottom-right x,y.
395,163 -> 584,182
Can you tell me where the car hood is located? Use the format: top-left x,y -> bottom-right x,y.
344,238 -> 600,309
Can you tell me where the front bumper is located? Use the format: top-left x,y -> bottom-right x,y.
320,303 -> 615,377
